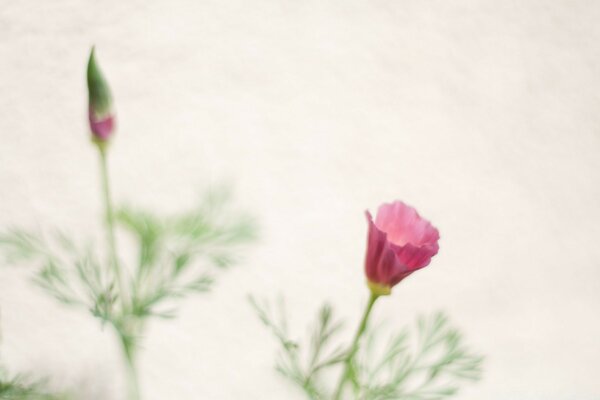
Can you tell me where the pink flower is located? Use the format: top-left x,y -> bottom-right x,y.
365,201 -> 440,295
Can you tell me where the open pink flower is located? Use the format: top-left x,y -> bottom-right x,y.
365,201 -> 440,295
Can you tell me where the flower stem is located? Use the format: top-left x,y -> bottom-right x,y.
119,332 -> 140,400
333,292 -> 379,400
97,144 -> 127,306
98,145 -> 138,398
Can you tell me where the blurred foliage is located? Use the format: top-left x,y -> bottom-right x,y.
0,187 -> 257,354
0,367 -> 68,400
115,187 -> 256,321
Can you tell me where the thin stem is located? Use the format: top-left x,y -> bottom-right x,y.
99,144 -> 139,399
333,292 -> 379,400
97,144 -> 127,306
119,332 -> 141,400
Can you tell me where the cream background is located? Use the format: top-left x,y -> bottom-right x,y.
1,1 -> 599,399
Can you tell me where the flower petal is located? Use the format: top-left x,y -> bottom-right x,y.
375,201 -> 439,247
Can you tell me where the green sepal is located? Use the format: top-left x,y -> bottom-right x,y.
367,280 -> 391,296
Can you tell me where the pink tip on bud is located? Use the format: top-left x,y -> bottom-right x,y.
89,111 -> 115,141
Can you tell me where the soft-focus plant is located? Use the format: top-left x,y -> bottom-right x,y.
0,366 -> 68,400
0,48 -> 256,400
0,317 -> 69,400
252,201 -> 482,399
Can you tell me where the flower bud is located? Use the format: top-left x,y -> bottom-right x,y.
365,201 -> 440,295
87,47 -> 115,141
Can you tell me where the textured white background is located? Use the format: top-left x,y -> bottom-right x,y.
1,1 -> 600,399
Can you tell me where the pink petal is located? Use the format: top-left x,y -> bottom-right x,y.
375,201 -> 439,247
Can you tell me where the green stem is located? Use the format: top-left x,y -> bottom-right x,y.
333,292 -> 379,400
97,144 -> 127,306
99,144 -> 138,398
119,332 -> 140,400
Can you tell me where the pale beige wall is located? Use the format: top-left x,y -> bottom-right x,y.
1,1 -> 599,399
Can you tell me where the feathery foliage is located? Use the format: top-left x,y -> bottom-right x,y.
251,298 -> 482,400
250,297 -> 347,399
355,312 -> 483,400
